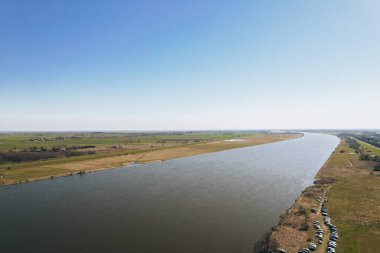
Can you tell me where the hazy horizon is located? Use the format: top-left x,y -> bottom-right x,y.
1,128 -> 379,133
1,1 -> 379,131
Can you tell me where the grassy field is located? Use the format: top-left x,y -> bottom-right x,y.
316,139 -> 380,253
0,131 -> 251,151
0,132 -> 301,185
269,138 -> 380,253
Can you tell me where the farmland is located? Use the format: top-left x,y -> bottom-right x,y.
0,131 -> 301,185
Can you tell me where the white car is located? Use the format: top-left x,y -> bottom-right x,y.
327,247 -> 335,253
309,243 -> 317,251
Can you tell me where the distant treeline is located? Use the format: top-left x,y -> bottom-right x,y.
65,145 -> 95,150
346,137 -> 380,171
0,149 -> 95,163
23,145 -> 95,152
347,138 -> 360,152
352,134 -> 380,149
29,136 -> 83,142
0,151 -> 59,163
341,131 -> 380,149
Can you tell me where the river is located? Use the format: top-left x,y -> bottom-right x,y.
0,133 -> 339,253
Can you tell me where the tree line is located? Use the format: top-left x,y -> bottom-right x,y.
346,137 -> 380,171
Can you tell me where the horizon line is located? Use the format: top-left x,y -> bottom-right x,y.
0,128 -> 379,133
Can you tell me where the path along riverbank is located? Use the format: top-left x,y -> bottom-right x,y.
265,138 -> 380,253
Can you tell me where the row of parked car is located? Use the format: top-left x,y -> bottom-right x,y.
297,191 -> 339,253
297,201 -> 323,253
321,192 -> 339,253
279,191 -> 340,253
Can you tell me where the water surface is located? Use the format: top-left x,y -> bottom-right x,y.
0,133 -> 339,253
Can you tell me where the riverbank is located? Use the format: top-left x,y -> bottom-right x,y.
0,133 -> 302,186
266,138 -> 380,253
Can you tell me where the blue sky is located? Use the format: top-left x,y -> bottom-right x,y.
1,0 -> 379,131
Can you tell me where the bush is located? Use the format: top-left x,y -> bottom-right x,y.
347,138 -> 360,151
0,151 -> 59,163
63,151 -> 83,157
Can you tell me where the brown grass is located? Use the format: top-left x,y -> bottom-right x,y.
268,185 -> 328,252
269,139 -> 380,253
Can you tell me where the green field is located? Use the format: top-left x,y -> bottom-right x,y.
0,131 -> 249,151
328,178 -> 380,253
0,131 -> 255,169
318,139 -> 380,253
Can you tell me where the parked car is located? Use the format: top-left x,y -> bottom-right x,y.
327,247 -> 336,253
309,243 -> 317,251
328,241 -> 336,248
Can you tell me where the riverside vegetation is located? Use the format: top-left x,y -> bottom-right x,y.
0,131 -> 301,185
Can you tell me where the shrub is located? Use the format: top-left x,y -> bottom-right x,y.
299,223 -> 309,231
63,151 -> 82,157
0,151 -> 59,163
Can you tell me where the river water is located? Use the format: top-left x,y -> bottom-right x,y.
0,133 -> 339,253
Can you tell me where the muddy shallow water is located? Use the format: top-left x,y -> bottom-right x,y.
0,133 -> 339,253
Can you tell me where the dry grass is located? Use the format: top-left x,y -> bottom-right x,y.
270,139 -> 380,253
268,185 -> 328,252
0,133 -> 301,185
269,226 -> 309,252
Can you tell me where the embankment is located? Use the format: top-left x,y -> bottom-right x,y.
265,138 -> 380,253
